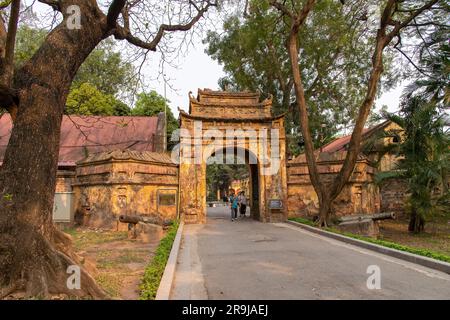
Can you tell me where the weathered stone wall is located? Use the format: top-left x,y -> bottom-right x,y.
287,152 -> 380,218
72,151 -> 179,228
55,170 -> 75,193
380,178 -> 408,213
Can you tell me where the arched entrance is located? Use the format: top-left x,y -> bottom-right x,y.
206,146 -> 261,220
177,89 -> 288,224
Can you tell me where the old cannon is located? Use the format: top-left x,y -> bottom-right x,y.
118,215 -> 173,241
338,212 -> 396,223
118,214 -> 173,227
336,212 -> 396,237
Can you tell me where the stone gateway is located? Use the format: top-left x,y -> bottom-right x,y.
177,89 -> 288,224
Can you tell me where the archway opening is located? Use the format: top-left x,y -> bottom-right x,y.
205,147 -> 260,221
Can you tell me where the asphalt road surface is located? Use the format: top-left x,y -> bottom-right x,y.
170,206 -> 450,300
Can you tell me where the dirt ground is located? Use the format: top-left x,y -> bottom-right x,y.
64,226 -> 164,299
378,216 -> 450,256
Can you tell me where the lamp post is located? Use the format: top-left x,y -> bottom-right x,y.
162,63 -> 168,151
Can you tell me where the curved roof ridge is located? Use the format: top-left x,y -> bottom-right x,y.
179,109 -> 286,122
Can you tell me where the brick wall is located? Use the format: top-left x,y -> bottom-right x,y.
380,178 -> 408,213
287,152 -> 380,218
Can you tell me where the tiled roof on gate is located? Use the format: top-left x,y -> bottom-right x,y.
0,114 -> 159,167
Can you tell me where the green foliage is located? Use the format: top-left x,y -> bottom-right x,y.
112,100 -> 132,116
391,99 -> 449,232
338,230 -> 450,263
14,26 -> 136,101
289,218 -> 450,263
204,0 -> 394,154
289,217 -> 315,227
73,39 -> 135,98
132,91 -> 179,136
376,30 -> 450,233
65,83 -> 127,116
14,25 -> 47,67
140,221 -> 179,300
206,163 -> 249,199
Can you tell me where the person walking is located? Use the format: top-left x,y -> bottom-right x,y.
238,191 -> 247,218
229,191 -> 238,221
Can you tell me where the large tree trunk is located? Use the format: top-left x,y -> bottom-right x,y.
286,9 -> 330,226
0,0 -> 109,298
408,209 -> 425,233
283,0 -> 392,227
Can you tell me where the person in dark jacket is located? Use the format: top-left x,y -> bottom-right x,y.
229,191 -> 238,221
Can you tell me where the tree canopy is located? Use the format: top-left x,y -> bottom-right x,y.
65,82 -> 130,116
132,91 -> 179,136
204,0 -> 397,155
378,24 -> 450,233
13,25 -> 135,109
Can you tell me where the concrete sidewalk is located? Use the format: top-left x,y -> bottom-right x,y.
170,207 -> 450,300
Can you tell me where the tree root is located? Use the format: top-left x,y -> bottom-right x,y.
0,224 -> 107,300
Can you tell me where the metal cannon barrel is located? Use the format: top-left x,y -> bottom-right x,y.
119,214 -> 173,226
338,212 -> 396,223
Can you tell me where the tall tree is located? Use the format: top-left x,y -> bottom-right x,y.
205,0 -> 396,155
379,28 -> 449,233
383,97 -> 449,233
0,0 -> 216,298
270,0 -> 441,226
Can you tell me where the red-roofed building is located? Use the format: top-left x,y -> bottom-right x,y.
286,120 -> 407,220
0,113 -> 167,168
0,113 -> 170,225
321,121 -> 392,153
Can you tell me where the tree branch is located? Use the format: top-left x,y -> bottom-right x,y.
329,0 -> 439,201
0,0 -> 20,121
3,0 -> 20,77
37,0 -> 60,11
386,0 -> 439,43
107,0 -> 127,29
269,0 -> 295,19
113,0 -> 216,51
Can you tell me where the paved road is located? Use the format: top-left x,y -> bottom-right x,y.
170,207 -> 450,300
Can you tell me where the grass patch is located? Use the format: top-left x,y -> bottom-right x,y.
289,218 -> 450,263
139,221 -> 179,300
116,250 -> 146,264
95,273 -> 123,298
63,228 -> 128,250
290,217 -> 315,227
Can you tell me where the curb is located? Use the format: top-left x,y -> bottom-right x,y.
286,220 -> 450,275
155,221 -> 184,300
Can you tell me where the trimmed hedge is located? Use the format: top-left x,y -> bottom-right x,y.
139,220 -> 179,300
289,217 -> 450,263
